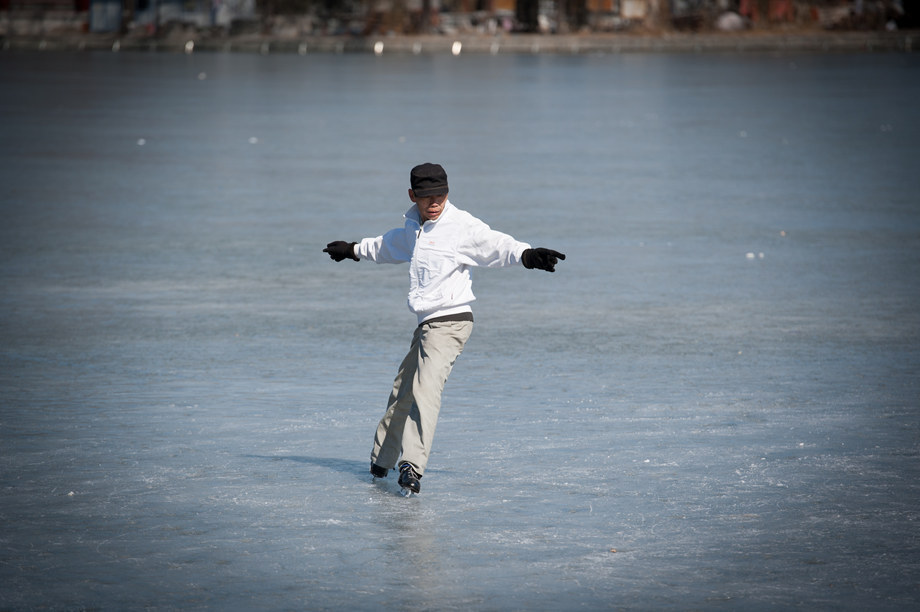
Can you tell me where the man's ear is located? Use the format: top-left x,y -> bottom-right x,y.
408,189 -> 417,203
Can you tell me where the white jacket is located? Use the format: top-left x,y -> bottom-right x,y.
354,201 -> 530,324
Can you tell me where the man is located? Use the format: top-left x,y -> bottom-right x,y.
323,163 -> 565,495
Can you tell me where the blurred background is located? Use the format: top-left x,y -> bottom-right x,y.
1,0 -> 918,45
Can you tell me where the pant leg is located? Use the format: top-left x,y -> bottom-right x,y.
370,320 -> 472,475
370,326 -> 424,470
398,320 -> 473,475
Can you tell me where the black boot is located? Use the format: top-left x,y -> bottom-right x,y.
370,463 -> 388,478
398,463 -> 421,494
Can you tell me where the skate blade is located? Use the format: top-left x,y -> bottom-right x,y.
399,487 -> 418,498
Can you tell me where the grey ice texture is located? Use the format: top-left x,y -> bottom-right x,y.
1,51 -> 918,610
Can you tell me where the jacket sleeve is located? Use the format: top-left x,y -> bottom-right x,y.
354,227 -> 413,264
457,218 -> 531,268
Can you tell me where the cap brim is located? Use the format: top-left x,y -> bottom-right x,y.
412,187 -> 448,197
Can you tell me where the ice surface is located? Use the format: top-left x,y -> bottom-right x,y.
1,50 -> 919,610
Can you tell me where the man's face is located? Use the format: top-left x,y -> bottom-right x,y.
409,190 -> 448,222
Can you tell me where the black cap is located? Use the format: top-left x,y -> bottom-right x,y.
410,163 -> 449,197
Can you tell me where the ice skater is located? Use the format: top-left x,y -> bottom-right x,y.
323,163 -> 565,495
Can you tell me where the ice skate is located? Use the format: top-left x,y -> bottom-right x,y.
398,463 -> 421,496
370,463 -> 388,479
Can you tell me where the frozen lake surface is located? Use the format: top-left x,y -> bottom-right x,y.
1,50 -> 919,610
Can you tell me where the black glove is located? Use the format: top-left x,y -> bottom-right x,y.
521,248 -> 566,272
323,241 -> 359,262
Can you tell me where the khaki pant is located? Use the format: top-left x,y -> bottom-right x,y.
370,319 -> 473,475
